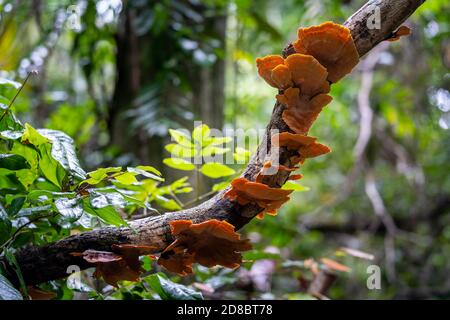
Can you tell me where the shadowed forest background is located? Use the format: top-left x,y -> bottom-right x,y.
0,0 -> 449,299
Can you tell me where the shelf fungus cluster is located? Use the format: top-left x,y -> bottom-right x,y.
224,21 -> 358,216
158,219 -> 252,275
71,244 -> 157,286
72,22 -> 360,282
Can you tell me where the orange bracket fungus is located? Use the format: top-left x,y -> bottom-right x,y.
277,87 -> 333,135
71,244 -> 156,286
226,22 -> 348,222
157,219 -> 252,275
224,177 -> 294,218
293,21 -> 359,83
255,160 -> 299,183
387,25 -> 411,42
272,132 -> 331,163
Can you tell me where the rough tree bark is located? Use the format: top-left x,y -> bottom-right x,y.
5,0 -> 425,285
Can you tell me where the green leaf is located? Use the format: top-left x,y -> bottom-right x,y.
135,165 -> 162,177
200,163 -> 235,178
83,198 -> 127,227
90,190 -> 127,208
168,129 -> 193,147
38,129 -> 87,180
0,204 -> 12,245
14,169 -> 37,189
127,167 -> 164,182
54,197 -> 84,222
155,196 -> 181,211
165,143 -> 197,158
146,274 -> 203,300
114,172 -> 138,185
0,130 -> 23,140
282,181 -> 310,192
0,154 -> 30,170
83,167 -> 122,185
10,142 -> 38,169
0,77 -> 21,89
163,158 -> 195,171
0,274 -> 23,300
6,196 -> 25,216
4,248 -> 27,297
0,104 -> 23,132
21,124 -> 66,188
192,124 -> 210,143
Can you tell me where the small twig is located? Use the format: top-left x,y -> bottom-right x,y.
184,189 -> 217,207
169,191 -> 184,209
0,71 -> 37,122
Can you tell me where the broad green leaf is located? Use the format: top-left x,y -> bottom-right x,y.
282,181 -> 310,192
10,142 -> 38,169
163,158 -> 195,171
83,167 -> 122,185
83,198 -> 127,227
0,104 -> 23,132
4,249 -> 27,297
0,77 -> 21,89
55,197 -> 83,221
27,190 -> 75,201
114,172 -> 138,185
38,129 -> 87,180
0,274 -> 23,300
0,130 -> 23,140
15,205 -> 52,218
0,204 -> 12,245
21,124 -> 66,188
200,163 -> 235,178
5,196 -> 25,216
165,143 -> 197,158
169,176 -> 189,189
127,167 -> 164,181
0,154 -> 30,170
168,129 -> 193,147
15,169 -> 37,189
135,165 -> 162,177
146,274 -> 203,300
192,124 -> 210,143
90,190 -> 127,208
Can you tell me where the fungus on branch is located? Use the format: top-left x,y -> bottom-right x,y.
224,177 -> 294,219
277,87 -> 332,135
293,21 -> 359,83
157,219 -> 252,275
72,244 -> 157,286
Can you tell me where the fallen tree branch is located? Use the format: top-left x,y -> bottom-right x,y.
5,0 -> 425,285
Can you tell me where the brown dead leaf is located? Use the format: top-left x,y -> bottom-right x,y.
321,258 -> 351,273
